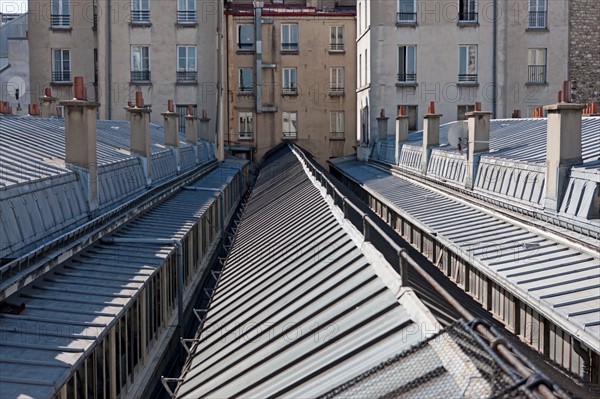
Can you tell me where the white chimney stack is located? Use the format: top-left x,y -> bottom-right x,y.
465,102 -> 492,189
422,101 -> 441,175
126,91 -> 152,185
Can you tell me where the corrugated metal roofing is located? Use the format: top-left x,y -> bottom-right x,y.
0,160 -> 244,399
175,146 -> 486,398
329,158 -> 600,353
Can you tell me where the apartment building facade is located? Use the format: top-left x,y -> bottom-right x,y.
357,0 -> 573,142
224,0 -> 356,166
28,0 -> 220,141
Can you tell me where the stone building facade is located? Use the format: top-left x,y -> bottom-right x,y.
569,0 -> 600,103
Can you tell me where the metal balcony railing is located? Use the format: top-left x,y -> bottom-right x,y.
238,85 -> 253,94
528,11 -> 547,28
458,73 -> 478,82
131,10 -> 150,23
397,12 -> 417,23
398,73 -> 417,82
281,42 -> 299,51
329,86 -> 345,95
51,14 -> 70,27
458,11 -> 478,22
52,70 -> 71,82
330,132 -> 345,140
528,65 -> 546,83
282,132 -> 298,139
282,86 -> 297,95
238,132 -> 253,140
329,43 -> 345,51
177,10 -> 196,23
131,70 -> 151,82
177,71 -> 197,82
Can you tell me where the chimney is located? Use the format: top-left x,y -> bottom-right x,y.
162,100 -> 181,170
512,109 -> 521,118
376,108 -> 389,141
395,106 -> 409,165
28,103 -> 41,116
422,101 -> 442,174
40,87 -> 58,117
126,91 -> 152,185
199,108 -> 211,141
59,77 -> 100,212
543,90 -> 585,212
465,105 -> 492,189
186,105 -> 198,144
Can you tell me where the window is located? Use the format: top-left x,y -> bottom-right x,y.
282,68 -> 297,94
358,2 -> 362,34
237,24 -> 254,51
330,111 -> 345,139
239,68 -> 252,93
131,0 -> 150,23
51,0 -> 70,27
359,54 -> 362,87
239,112 -> 253,139
281,24 -> 299,51
177,0 -> 196,23
528,48 -> 547,83
458,0 -> 478,22
282,112 -> 298,139
398,46 -> 416,82
330,67 -> 345,94
52,49 -> 71,82
131,46 -> 150,82
397,0 -> 416,23
176,105 -> 197,133
330,26 -> 344,51
365,49 -> 368,84
361,105 -> 369,143
529,0 -> 547,28
458,45 -> 477,82
177,46 -> 197,82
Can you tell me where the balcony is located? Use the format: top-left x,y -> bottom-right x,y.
177,71 -> 197,83
51,14 -> 70,27
177,10 -> 196,23
458,11 -> 478,24
329,86 -> 345,96
458,74 -> 478,83
131,10 -> 150,23
52,71 -> 71,83
131,70 -> 151,82
238,132 -> 254,140
397,73 -> 417,83
528,11 -> 547,29
330,132 -> 345,140
396,12 -> 417,24
329,43 -> 345,52
527,65 -> 547,84
282,86 -> 298,95
281,43 -> 299,52
282,132 -> 298,139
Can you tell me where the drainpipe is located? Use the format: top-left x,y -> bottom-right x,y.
572,338 -> 591,382
216,0 -> 224,160
107,0 -> 112,119
492,0 -> 497,118
254,1 -> 264,114
101,237 -> 184,357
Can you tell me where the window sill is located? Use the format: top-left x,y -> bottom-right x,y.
329,134 -> 345,140
282,136 -> 298,140
281,50 -> 299,55
130,81 -> 152,86
51,81 -> 73,86
456,82 -> 479,87
329,91 -> 345,97
49,26 -> 72,32
457,21 -> 479,27
396,82 -> 418,88
130,21 -> 152,28
176,21 -> 197,28
526,27 -> 548,32
395,21 -> 417,27
282,92 -> 298,97
525,81 -> 548,86
176,81 -> 198,86
328,49 -> 346,54
236,49 -> 255,54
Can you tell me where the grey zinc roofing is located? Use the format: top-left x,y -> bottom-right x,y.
0,160 -> 244,399
329,158 -> 600,353
175,146 -> 483,398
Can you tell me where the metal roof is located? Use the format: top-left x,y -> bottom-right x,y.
0,160 -> 244,399
0,116 -> 216,260
174,146 -> 491,398
329,157 -> 600,354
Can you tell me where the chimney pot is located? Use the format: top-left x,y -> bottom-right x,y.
428,101 -> 435,114
135,91 -> 144,108
474,102 -> 482,112
127,101 -> 132,108
398,105 -> 405,116
558,90 -> 563,103
0,101 -> 4,114
33,103 -> 39,115
380,108 -> 385,118
44,87 -> 52,97
591,102 -> 598,115
167,99 -> 174,113
562,81 -> 572,103
73,77 -> 86,100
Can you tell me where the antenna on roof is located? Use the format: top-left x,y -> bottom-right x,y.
447,121 -> 468,149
